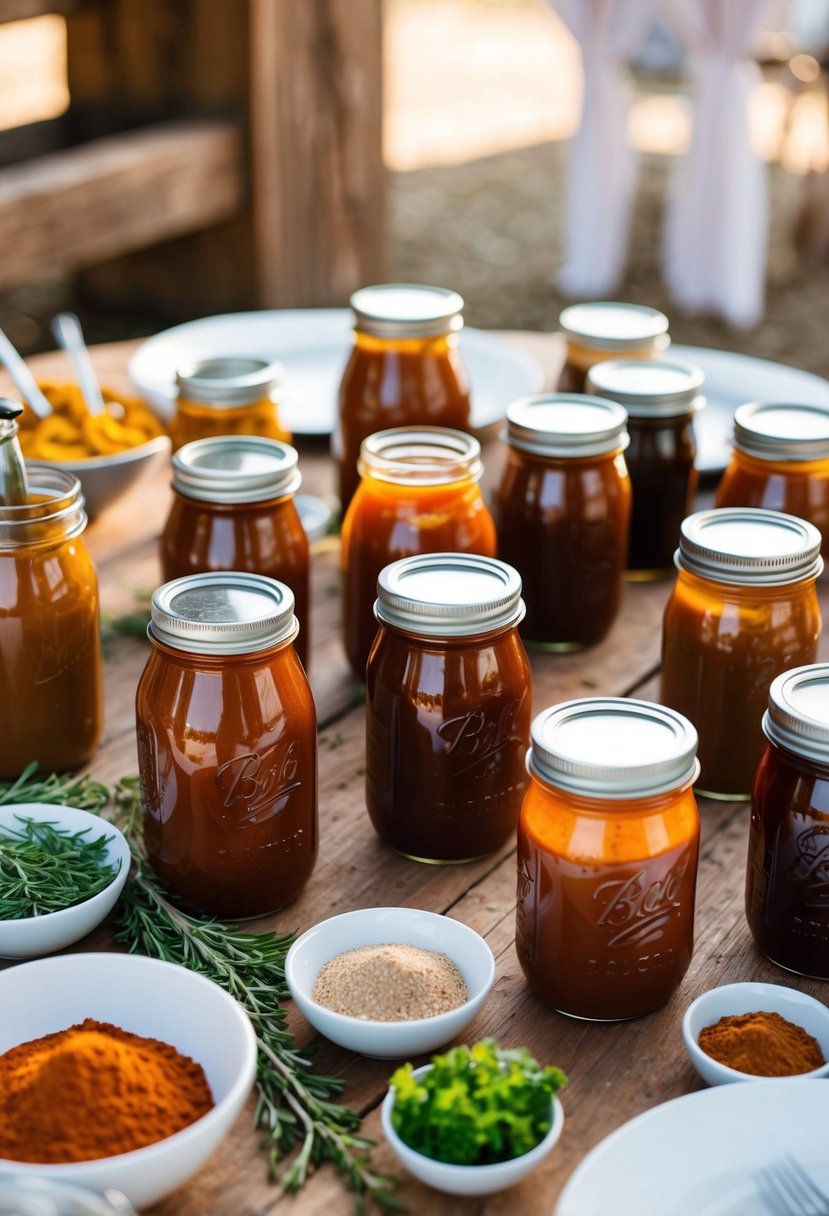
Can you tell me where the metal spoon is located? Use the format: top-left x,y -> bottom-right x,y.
51,313 -> 106,416
0,327 -> 52,419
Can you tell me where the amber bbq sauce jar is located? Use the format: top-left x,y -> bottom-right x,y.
494,394 -> 631,650
366,553 -> 531,862
342,426 -> 496,679
586,359 -> 705,578
747,664 -> 829,980
136,572 -> 317,919
716,402 -> 829,555
160,436 -> 310,669
169,357 -> 289,452
336,284 -> 471,512
0,465 -> 103,777
557,301 -> 669,394
516,698 -> 700,1020
661,509 -> 822,800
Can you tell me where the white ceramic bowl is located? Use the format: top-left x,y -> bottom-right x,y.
382,1063 -> 565,1196
0,953 -> 257,1208
683,981 -> 829,1085
0,804 -> 131,959
285,907 -> 495,1059
54,434 -> 171,520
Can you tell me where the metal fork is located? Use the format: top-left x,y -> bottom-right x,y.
758,1155 -> 829,1216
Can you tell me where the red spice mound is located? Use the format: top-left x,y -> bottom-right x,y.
698,1010 -> 825,1077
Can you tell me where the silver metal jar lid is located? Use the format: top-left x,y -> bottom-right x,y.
529,697 -> 699,799
150,572 -> 298,655
585,359 -> 705,419
171,436 -> 301,504
375,553 -> 525,637
505,394 -> 629,458
734,402 -> 829,462
175,357 -> 283,408
764,664 -> 829,765
677,508 -> 823,586
559,302 -> 669,351
359,426 -> 482,485
350,284 -> 464,339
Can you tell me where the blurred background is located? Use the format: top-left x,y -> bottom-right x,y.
0,0 -> 827,372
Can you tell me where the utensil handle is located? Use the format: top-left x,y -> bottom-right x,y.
0,328 -> 53,419
52,312 -> 106,416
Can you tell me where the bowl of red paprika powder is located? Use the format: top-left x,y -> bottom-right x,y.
683,981 -> 829,1086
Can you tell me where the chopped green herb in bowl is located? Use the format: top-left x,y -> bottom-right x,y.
382,1039 -> 568,1196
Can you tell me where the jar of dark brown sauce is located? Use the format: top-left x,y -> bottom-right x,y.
557,301 -> 670,393
586,359 -> 705,578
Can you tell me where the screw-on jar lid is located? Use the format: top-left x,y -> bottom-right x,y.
764,664 -> 829,764
172,436 -> 301,504
505,394 -> 629,458
559,302 -> 669,352
529,697 -> 699,799
175,357 -> 283,408
150,572 -> 298,655
350,284 -> 464,339
734,402 -> 829,462
375,553 -> 524,637
677,508 -> 823,586
586,359 -> 705,419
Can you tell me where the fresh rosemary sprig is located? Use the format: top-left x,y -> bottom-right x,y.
0,816 -> 118,919
0,762 -> 109,812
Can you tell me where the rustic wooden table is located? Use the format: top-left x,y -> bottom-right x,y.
5,337 -> 829,1216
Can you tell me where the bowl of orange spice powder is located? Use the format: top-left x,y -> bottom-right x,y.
0,952 -> 257,1208
683,981 -> 829,1086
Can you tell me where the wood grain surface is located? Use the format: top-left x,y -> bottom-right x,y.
3,338 -> 828,1216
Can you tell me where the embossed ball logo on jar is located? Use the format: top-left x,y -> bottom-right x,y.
437,700 -> 524,778
215,740 -> 302,825
592,850 -> 692,950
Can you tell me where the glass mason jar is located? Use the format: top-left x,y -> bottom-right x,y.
136,572 -> 317,919
160,436 -> 310,669
586,359 -> 705,578
336,284 -> 472,512
716,402 -> 829,556
169,357 -> 289,452
661,509 -> 822,800
341,426 -> 496,679
747,664 -> 829,980
0,466 -> 103,778
557,301 -> 670,393
516,697 -> 700,1020
366,553 -> 531,862
494,394 -> 631,650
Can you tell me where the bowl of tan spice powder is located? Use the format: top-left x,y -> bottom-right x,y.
285,907 -> 495,1058
683,981 -> 829,1086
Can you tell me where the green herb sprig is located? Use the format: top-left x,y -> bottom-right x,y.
390,1039 -> 568,1166
0,815 -> 118,919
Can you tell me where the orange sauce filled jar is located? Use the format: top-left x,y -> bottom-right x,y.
160,436 -> 310,670
136,572 -> 317,919
661,509 -> 822,800
366,553 -> 531,862
516,698 -> 700,1020
494,394 -> 631,649
747,664 -> 829,980
586,359 -> 705,578
342,426 -> 496,679
715,402 -> 829,556
0,466 -> 103,777
336,284 -> 471,512
558,302 -> 670,393
170,357 -> 289,452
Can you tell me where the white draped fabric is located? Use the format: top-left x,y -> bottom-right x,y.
551,0 -> 655,296
661,0 -> 771,327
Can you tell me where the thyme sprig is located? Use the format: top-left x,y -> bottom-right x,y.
0,816 -> 118,919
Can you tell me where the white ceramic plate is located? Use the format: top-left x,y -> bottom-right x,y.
671,344 -> 829,475
556,1078 -> 829,1216
128,309 -> 545,435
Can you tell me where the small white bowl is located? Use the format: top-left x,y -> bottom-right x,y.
382,1064 -> 565,1196
0,952 -> 257,1208
56,434 -> 171,520
0,804 -> 131,959
284,907 -> 495,1059
683,981 -> 829,1085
